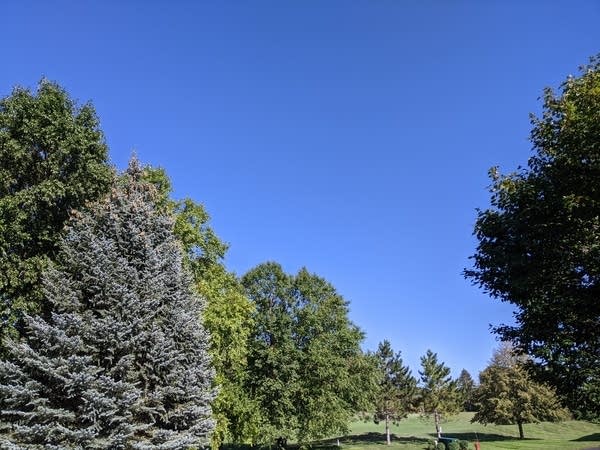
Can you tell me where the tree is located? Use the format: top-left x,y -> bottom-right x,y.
472,345 -> 569,439
242,262 -> 375,446
465,56 -> 600,419
418,350 -> 460,438
143,167 -> 255,448
0,159 -> 215,448
373,340 -> 417,445
456,369 -> 476,412
242,262 -> 299,446
0,80 -> 113,347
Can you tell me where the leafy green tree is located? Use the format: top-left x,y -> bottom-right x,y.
465,56 -> 600,419
0,80 -> 113,346
373,340 -> 417,445
0,158 -> 215,448
472,345 -> 569,439
456,369 -> 476,412
242,262 -> 300,446
142,167 -> 255,448
242,262 -> 375,446
418,350 -> 460,438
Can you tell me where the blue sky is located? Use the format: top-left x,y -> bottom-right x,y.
3,1 -> 599,378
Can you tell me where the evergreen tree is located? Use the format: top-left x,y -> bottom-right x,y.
418,350 -> 460,438
0,159 -> 215,449
456,369 -> 476,412
373,340 -> 417,445
0,80 -> 113,348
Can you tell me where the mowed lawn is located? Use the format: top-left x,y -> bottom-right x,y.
311,413 -> 600,450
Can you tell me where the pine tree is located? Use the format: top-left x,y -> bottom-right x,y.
373,340 -> 417,445
456,369 -> 476,412
0,158 -> 215,449
418,350 -> 460,439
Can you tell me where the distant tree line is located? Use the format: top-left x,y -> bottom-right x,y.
2,53 -> 598,448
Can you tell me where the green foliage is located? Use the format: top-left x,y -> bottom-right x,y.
142,166 -> 255,447
465,56 -> 600,419
456,369 -> 476,412
436,443 -> 446,450
373,340 -> 417,444
242,262 -> 376,445
419,350 -> 460,437
0,80 -> 113,346
447,441 -> 460,450
472,345 -> 570,439
0,158 -> 215,448
458,440 -> 469,450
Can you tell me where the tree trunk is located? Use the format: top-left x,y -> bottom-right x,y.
386,413 -> 391,445
517,421 -> 524,439
434,409 -> 442,438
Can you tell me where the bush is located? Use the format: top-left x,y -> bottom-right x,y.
437,443 -> 446,450
447,441 -> 460,450
426,441 -> 437,450
458,440 -> 470,450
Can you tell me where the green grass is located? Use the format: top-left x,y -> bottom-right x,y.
308,413 -> 600,450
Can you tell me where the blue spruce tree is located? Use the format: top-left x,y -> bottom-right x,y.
0,158 -> 215,449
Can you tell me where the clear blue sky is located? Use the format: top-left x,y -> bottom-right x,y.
3,1 -> 599,379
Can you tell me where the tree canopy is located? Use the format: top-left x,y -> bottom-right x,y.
242,262 -> 375,446
0,158 -> 215,448
465,56 -> 600,419
0,80 -> 113,346
472,345 -> 569,439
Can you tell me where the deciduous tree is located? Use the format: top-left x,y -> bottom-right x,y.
143,167 -> 255,448
0,159 -> 215,448
465,56 -> 600,419
242,262 -> 375,446
0,80 -> 113,346
472,345 -> 569,439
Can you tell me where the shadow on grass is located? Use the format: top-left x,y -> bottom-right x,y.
221,433 -> 430,450
429,432 -> 539,442
321,432 -> 429,447
221,434 -> 430,450
573,433 -> 600,442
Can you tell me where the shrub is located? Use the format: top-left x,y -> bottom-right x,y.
447,441 -> 460,450
458,440 -> 470,450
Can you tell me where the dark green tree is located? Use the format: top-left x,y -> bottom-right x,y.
0,80 -> 113,346
0,159 -> 215,448
456,369 -> 476,412
418,350 -> 460,438
373,340 -> 417,445
242,262 -> 375,446
142,167 -> 255,448
465,56 -> 600,419
472,345 -> 569,439
242,263 -> 301,446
